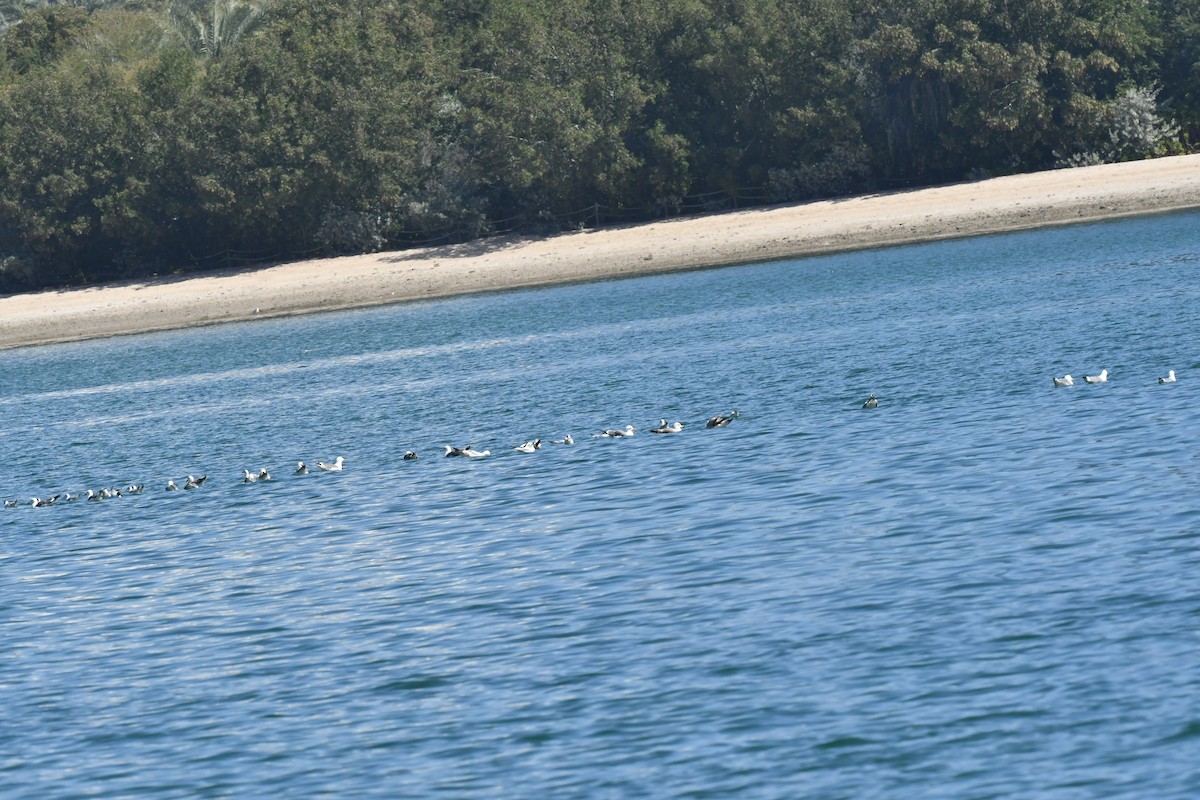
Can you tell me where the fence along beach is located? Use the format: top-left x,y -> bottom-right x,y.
1,154 -> 1198,352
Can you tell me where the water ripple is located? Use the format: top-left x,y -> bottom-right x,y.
2,211 -> 1200,797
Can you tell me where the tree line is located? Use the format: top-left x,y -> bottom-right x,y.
0,0 -> 1195,291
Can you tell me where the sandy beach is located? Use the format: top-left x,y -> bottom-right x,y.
1,154 -> 1198,351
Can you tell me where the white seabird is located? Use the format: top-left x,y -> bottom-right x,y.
3,499 -> 18,508
446,444 -> 489,457
166,480 -> 179,492
1083,369 -> 1108,384
296,461 -> 309,474
1053,374 -> 1074,387
316,456 -> 345,471
552,434 -> 574,445
184,475 -> 206,490
1159,370 -> 1176,384
243,469 -> 259,483
513,439 -> 542,453
861,395 -> 878,409
650,419 -> 684,433
594,425 -> 636,438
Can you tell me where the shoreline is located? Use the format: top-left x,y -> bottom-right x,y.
1,154 -> 1199,351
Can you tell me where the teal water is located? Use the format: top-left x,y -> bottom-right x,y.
1,211 -> 1199,798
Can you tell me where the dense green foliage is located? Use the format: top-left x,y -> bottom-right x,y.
0,0 -> 1194,290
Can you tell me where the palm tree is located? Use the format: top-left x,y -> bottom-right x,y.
168,0 -> 266,58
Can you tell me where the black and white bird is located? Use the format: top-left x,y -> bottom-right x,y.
513,439 -> 542,453
650,419 -> 684,433
316,456 -> 345,471
862,395 -> 878,409
1052,374 -> 1074,387
183,475 -> 206,490
594,425 -> 636,438
552,434 -> 575,445
444,445 -> 490,458
295,461 -> 309,474
706,411 -> 740,428
403,451 -> 419,460
1159,370 -> 1176,384
166,480 -> 179,492
1083,369 -> 1108,384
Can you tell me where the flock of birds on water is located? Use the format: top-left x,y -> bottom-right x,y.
1,411 -> 745,510
1,365 -> 1181,511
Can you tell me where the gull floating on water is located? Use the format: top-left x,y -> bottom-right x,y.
184,475 -> 206,490
166,480 -> 179,491
1053,374 -> 1074,387
3,500 -> 18,508
706,411 -> 740,427
403,451 -> 419,460
650,419 -> 684,433
295,461 -> 309,474
553,434 -> 574,445
1159,370 -> 1176,383
513,439 -> 542,453
125,485 -> 144,494
1083,369 -> 1108,384
594,425 -> 636,438
862,395 -> 878,409
316,456 -> 345,471
444,445 -> 490,458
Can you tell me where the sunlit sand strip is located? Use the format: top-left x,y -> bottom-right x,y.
1,154 -> 1198,351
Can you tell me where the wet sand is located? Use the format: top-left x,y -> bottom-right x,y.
1,154 -> 1198,351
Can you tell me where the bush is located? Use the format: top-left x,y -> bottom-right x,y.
1056,85 -> 1181,167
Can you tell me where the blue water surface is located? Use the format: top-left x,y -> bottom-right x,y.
1,211 -> 1199,798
